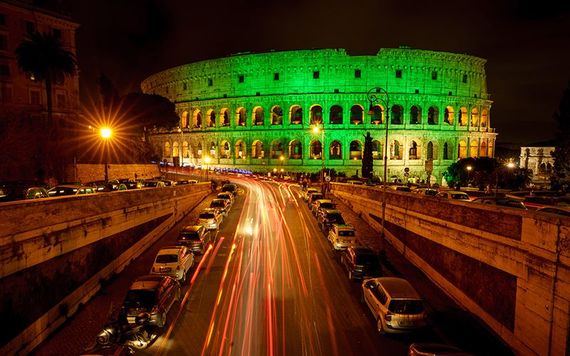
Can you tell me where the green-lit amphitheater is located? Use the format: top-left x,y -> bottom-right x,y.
142,48 -> 497,182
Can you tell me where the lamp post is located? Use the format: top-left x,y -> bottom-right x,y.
495,161 -> 516,195
204,156 -> 211,181
279,155 -> 284,178
99,126 -> 113,182
312,126 -> 325,195
177,127 -> 184,168
367,87 -> 390,252
466,165 -> 473,187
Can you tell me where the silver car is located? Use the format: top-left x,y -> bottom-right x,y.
198,208 -> 223,230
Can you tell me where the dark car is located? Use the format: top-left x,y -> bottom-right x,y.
47,184 -> 96,197
119,275 -> 180,328
471,196 -> 527,210
177,225 -> 212,254
317,208 -> 345,232
118,178 -> 142,189
0,181 -> 49,202
222,183 -> 238,196
340,246 -> 382,281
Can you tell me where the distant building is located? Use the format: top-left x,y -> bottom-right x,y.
520,146 -> 555,186
0,0 -> 79,179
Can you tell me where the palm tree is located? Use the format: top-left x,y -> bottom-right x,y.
15,30 -> 76,125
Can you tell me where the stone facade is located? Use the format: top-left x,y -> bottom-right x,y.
142,48 -> 497,181
520,146 -> 555,186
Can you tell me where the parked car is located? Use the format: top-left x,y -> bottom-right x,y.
159,179 -> 175,186
209,198 -> 230,216
118,178 -> 142,189
536,206 -> 570,217
150,246 -> 194,282
408,343 -> 474,356
307,192 -> 324,206
47,184 -> 97,197
197,208 -> 223,230
436,191 -> 471,201
142,180 -> 166,188
221,183 -> 238,196
311,199 -> 336,216
522,195 -> 570,209
327,224 -> 356,250
413,188 -> 438,197
0,181 -> 49,202
177,225 -> 212,254
302,187 -> 319,201
217,192 -> 234,207
87,180 -> 126,192
317,208 -> 345,232
390,185 -> 412,192
340,246 -> 381,280
471,196 -> 527,210
362,277 -> 427,334
119,275 -> 181,328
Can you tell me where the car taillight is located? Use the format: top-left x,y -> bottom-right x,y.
384,312 -> 392,321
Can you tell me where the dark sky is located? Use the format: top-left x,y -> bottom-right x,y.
69,0 -> 570,145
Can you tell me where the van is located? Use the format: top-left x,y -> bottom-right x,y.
362,277 -> 427,334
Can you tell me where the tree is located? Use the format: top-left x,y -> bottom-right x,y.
552,80 -> 570,191
98,73 -> 119,109
362,132 -> 374,179
120,93 -> 180,133
444,157 -> 499,190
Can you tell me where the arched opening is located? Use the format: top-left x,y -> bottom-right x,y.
481,109 -> 488,127
289,140 -> 302,159
443,142 -> 451,160
428,107 -> 438,125
479,140 -> 487,157
207,141 -> 216,158
444,106 -> 454,125
329,105 -> 343,125
410,106 -> 421,124
330,140 -> 342,159
372,140 -> 383,160
458,140 -> 467,159
391,105 -> 403,125
350,140 -> 363,160
391,140 -> 402,160
270,140 -> 283,159
427,142 -> 434,160
459,107 -> 468,126
350,105 -> 364,125
208,110 -> 216,127
181,111 -> 189,128
182,141 -> 189,158
236,108 -> 246,126
409,140 -> 420,160
471,108 -> 479,127
220,140 -> 230,158
196,143 -> 203,158
253,107 -> 264,126
370,105 -> 384,124
193,111 -> 202,128
469,139 -> 478,158
221,109 -> 230,126
271,106 -> 283,125
546,163 -> 553,174
539,163 -> 546,174
290,105 -> 303,124
310,140 -> 322,159
164,142 -> 171,158
310,105 -> 323,125
235,140 -> 246,159
172,142 -> 179,157
252,140 -> 264,158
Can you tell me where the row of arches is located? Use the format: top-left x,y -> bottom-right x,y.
164,138 -> 492,162
179,104 -> 490,129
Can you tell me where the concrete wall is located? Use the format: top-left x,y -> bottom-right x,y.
0,183 -> 209,355
331,183 -> 569,356
64,163 -> 161,184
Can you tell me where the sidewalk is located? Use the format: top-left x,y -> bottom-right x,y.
330,193 -> 513,356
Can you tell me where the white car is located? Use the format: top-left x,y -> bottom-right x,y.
327,224 -> 356,250
436,191 -> 471,201
302,187 -> 319,201
209,198 -> 230,216
217,192 -> 234,207
150,246 -> 194,282
198,208 -> 223,230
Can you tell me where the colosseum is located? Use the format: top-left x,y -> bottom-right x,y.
141,47 -> 496,182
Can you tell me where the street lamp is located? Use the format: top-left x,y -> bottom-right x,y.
177,127 -> 184,168
99,126 -> 113,182
312,126 -> 325,195
466,165 -> 473,186
495,161 -> 516,195
367,87 -> 390,253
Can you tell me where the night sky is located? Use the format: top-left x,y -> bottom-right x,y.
70,0 -> 570,145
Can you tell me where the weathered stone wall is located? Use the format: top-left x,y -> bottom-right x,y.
332,183 -> 569,356
63,163 -> 161,184
0,183 -> 209,355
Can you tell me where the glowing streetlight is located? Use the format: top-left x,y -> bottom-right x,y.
204,156 -> 212,180
99,126 -> 113,182
466,165 -> 473,187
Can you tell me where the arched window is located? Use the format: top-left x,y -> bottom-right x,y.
370,105 -> 384,124
443,142 -> 451,160
539,163 -> 546,174
471,108 -> 479,127
391,140 -> 402,160
546,163 -> 553,174
458,140 -> 467,159
409,141 -> 420,160
330,140 -> 342,159
444,107 -> 454,125
208,110 -> 216,127
290,105 -> 303,124
270,140 -> 283,158
253,107 -> 264,126
350,140 -> 363,160
459,107 -> 468,126
350,105 -> 364,125
391,105 -> 403,124
181,111 -> 189,128
221,109 -> 230,126
208,141 -> 217,158
479,140 -> 487,157
271,106 -> 283,125
310,140 -> 322,159
428,107 -> 438,125
235,140 -> 246,159
481,109 -> 488,128
427,142 -> 434,160
488,140 -> 494,157
237,108 -> 246,126
470,139 -> 478,158
182,141 -> 189,158
410,106 -> 421,124
196,143 -> 203,158
252,140 -> 264,158
310,105 -> 323,125
172,142 -> 179,157
220,140 -> 230,158
372,140 -> 383,160
329,105 -> 343,125
289,140 -> 302,159
194,111 -> 202,128
164,142 -> 171,157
